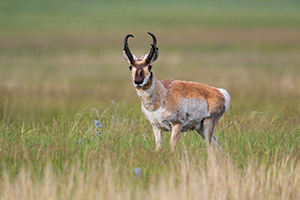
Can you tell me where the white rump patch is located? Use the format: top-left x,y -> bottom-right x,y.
217,88 -> 230,112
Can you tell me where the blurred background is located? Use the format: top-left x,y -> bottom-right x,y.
1,0 -> 300,122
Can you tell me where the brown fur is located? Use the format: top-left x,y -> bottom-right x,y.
160,79 -> 175,92
161,79 -> 225,117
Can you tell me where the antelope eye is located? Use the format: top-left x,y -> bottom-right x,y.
129,66 -> 132,70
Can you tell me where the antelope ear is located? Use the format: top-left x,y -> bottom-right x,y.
123,49 -> 137,65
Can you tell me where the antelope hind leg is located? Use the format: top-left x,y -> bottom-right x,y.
202,117 -> 221,149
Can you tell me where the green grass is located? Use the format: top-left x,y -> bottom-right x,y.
0,0 -> 300,199
1,104 -> 299,175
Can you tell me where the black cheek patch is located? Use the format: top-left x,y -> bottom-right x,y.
148,65 -> 152,71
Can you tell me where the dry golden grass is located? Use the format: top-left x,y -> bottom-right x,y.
1,150 -> 299,200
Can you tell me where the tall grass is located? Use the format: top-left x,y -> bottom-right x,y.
1,105 -> 300,199
1,149 -> 299,200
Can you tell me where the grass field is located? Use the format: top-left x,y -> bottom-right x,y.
1,0 -> 300,199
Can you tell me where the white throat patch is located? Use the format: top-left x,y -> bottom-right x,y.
136,75 -> 156,97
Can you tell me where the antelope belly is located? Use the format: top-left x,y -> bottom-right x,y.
142,98 -> 209,132
179,98 -> 209,131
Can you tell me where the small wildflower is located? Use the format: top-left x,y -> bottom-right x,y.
135,168 -> 142,177
78,139 -> 82,144
94,120 -> 100,126
94,120 -> 102,136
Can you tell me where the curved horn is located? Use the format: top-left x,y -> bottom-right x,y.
124,34 -> 135,64
148,32 -> 157,46
145,32 -> 157,64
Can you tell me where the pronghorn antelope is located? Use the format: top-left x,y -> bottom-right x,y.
123,32 -> 230,151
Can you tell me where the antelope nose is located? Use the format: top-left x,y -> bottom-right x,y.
134,80 -> 143,86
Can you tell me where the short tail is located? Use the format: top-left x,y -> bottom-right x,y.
217,88 -> 230,112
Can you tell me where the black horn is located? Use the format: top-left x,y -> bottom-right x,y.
145,32 -> 158,64
124,34 -> 135,64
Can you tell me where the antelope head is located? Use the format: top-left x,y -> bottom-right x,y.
123,32 -> 159,88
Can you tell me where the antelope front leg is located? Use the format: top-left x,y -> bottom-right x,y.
152,125 -> 162,150
170,123 -> 182,151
